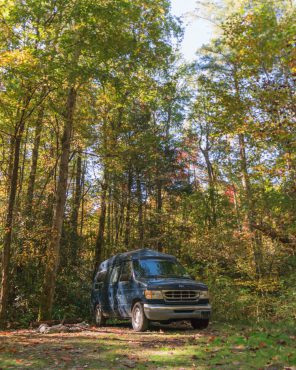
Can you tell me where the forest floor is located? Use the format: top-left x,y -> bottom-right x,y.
0,321 -> 295,370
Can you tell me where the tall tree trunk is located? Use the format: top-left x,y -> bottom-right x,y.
200,146 -> 217,227
114,196 -> 119,244
118,188 -> 125,240
18,127 -> 29,200
124,169 -> 132,248
234,71 -> 262,276
25,108 -> 44,218
39,86 -> 77,320
238,134 -> 263,275
105,185 -> 112,259
94,170 -> 108,267
80,159 -> 86,235
136,174 -> 144,247
156,179 -> 163,252
0,109 -> 27,322
70,149 -> 82,264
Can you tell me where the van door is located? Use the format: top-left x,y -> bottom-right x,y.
92,270 -> 107,312
117,261 -> 134,318
108,264 -> 121,316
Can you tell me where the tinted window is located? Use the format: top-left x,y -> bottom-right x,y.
95,271 -> 106,283
119,261 -> 132,282
133,259 -> 190,279
110,265 -> 121,284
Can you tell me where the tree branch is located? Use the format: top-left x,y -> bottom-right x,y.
252,222 -> 296,247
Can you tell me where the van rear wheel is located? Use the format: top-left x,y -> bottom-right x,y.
132,303 -> 149,332
94,304 -> 106,327
191,318 -> 209,330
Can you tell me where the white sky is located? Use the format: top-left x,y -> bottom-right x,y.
170,0 -> 214,61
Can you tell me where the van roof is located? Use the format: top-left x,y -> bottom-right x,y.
97,248 -> 176,272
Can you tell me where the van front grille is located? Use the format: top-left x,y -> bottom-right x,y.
163,290 -> 199,302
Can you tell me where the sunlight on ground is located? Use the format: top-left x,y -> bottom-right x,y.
0,322 -> 295,369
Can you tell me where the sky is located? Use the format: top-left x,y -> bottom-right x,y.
170,0 -> 214,61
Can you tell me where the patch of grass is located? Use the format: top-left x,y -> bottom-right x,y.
0,321 -> 295,369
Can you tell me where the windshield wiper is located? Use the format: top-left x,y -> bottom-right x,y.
164,274 -> 192,279
146,274 -> 191,279
147,274 -> 167,279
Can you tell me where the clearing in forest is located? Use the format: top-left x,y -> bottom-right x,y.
0,322 -> 295,369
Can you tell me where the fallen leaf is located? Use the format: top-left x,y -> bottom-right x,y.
61,356 -> 72,362
63,345 -> 74,350
231,345 -> 246,352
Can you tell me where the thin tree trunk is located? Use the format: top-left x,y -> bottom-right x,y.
136,174 -> 144,247
114,196 -> 119,244
39,86 -> 77,320
18,126 -> 29,199
0,108 -> 27,322
106,186 -> 111,249
25,108 -> 44,218
156,179 -> 163,252
124,169 -> 132,248
80,159 -> 86,236
234,71 -> 263,276
238,134 -> 263,275
118,188 -> 125,240
94,170 -> 108,266
103,185 -> 112,260
70,149 -> 82,264
200,146 -> 217,227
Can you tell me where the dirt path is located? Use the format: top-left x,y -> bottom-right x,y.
0,322 -> 295,369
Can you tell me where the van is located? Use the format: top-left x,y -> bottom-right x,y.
91,249 -> 211,332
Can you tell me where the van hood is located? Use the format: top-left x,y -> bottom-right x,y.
145,278 -> 208,291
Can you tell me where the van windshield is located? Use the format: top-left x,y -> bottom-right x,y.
133,259 -> 191,279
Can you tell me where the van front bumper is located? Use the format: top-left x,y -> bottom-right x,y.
143,303 -> 211,321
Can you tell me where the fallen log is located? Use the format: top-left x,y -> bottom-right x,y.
36,321 -> 90,334
30,318 -> 83,328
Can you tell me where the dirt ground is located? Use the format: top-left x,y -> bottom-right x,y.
0,321 -> 295,370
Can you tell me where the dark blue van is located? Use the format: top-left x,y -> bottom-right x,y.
91,249 -> 211,332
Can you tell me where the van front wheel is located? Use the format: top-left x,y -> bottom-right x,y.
94,304 -> 106,327
132,303 -> 149,332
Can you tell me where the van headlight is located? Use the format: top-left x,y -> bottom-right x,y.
199,290 -> 209,299
144,290 -> 163,300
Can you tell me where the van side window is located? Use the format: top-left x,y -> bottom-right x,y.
95,271 -> 106,283
110,265 -> 121,284
120,261 -> 132,282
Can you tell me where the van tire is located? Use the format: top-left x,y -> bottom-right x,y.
94,304 -> 106,327
132,302 -> 149,332
191,318 -> 209,330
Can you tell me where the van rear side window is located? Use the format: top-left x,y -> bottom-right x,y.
95,271 -> 106,282
120,262 -> 132,282
110,265 -> 121,284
